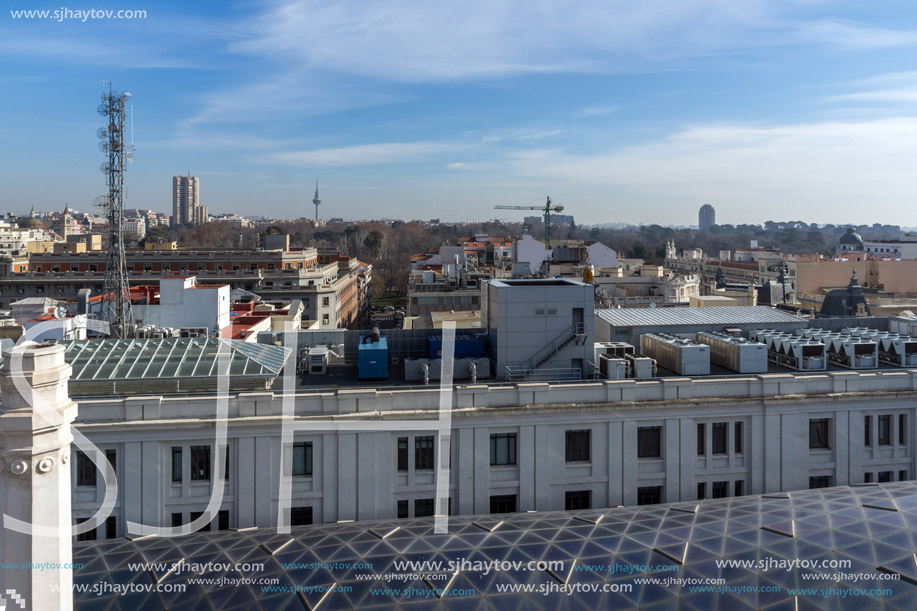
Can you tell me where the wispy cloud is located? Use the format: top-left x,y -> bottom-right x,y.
270,141 -> 468,167
825,71 -> 917,105
575,106 -> 619,118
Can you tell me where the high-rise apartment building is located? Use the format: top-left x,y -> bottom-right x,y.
172,174 -> 207,226
698,203 -> 716,231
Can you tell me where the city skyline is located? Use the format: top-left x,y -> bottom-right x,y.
2,1 -> 917,225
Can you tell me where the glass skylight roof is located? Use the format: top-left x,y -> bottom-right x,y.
73,482 -> 917,610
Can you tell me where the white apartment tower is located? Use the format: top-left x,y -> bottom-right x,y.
172,174 -> 207,226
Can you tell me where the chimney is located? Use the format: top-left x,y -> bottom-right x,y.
0,343 -> 78,611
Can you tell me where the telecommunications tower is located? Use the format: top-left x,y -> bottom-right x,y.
96,83 -> 136,338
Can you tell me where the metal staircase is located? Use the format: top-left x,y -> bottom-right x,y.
505,322 -> 588,381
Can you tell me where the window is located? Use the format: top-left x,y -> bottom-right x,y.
490,433 -> 517,466
76,451 -> 97,487
414,498 -> 435,517
878,471 -> 893,483
397,437 -> 408,471
809,475 -> 833,489
190,512 -> 211,532
809,419 -> 830,449
218,510 -> 230,531
734,422 -> 743,454
105,516 -> 117,539
489,494 -> 517,514
637,486 -> 663,505
224,447 -> 229,481
565,490 -> 592,510
900,470 -> 908,481
105,449 -> 117,475
712,481 -> 729,499
697,423 -> 705,456
171,513 -> 182,527
878,415 -> 891,446
637,426 -> 662,458
712,422 -> 727,454
76,518 -> 96,542
190,446 -> 211,481
900,414 -> 907,445
565,430 -> 591,462
864,472 -> 873,483
697,482 -> 706,500
323,297 -> 330,307
734,480 -> 744,496
865,415 -> 872,447
293,442 -> 313,476
291,507 -> 313,526
397,500 -> 409,519
171,447 -> 182,482
415,436 -> 434,471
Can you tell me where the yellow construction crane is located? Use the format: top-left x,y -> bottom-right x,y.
494,196 -> 565,249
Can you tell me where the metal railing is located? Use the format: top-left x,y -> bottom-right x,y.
503,367 -> 583,382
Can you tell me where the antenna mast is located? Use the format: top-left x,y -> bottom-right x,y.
96,83 -> 136,338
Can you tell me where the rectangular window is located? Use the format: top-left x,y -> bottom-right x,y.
712,481 -> 729,499
489,433 -> 517,466
489,494 -> 517,514
565,430 -> 591,462
171,513 -> 182,527
809,475 -> 833,489
637,486 -> 663,506
190,446 -> 211,481
76,451 -> 97,487
189,511 -> 211,532
899,414 -> 907,445
224,447 -> 229,481
637,426 -> 662,459
809,419 -> 830,449
734,480 -> 744,497
292,442 -> 313,476
899,470 -> 908,481
291,507 -> 313,526
565,490 -> 592,510
76,518 -> 96,542
397,500 -> 409,519
397,437 -> 408,471
696,423 -> 705,456
105,449 -> 117,475
734,422 -> 743,454
712,422 -> 727,454
864,472 -> 873,483
878,415 -> 891,446
697,482 -> 706,500
171,447 -> 182,482
865,415 -> 872,447
414,498 -> 435,517
878,471 -> 893,483
218,510 -> 230,531
415,436 -> 434,471
105,516 -> 117,539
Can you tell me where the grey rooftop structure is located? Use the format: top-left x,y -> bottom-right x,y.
56,337 -> 290,396
596,306 -> 808,345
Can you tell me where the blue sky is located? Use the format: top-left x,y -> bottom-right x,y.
2,0 -> 917,226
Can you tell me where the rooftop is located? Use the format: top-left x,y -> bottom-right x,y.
596,306 -> 806,328
73,482 -> 917,610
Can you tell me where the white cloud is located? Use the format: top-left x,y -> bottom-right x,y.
575,106 -> 619,118
270,141 -> 467,167
506,118 -> 917,221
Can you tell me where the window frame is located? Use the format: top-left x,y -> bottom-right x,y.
489,433 -> 517,466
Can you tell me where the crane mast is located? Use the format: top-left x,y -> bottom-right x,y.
494,196 -> 565,249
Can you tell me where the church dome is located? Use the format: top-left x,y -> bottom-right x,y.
839,227 -> 863,246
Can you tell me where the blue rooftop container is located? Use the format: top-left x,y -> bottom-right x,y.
427,335 -> 484,359
358,336 -> 388,379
